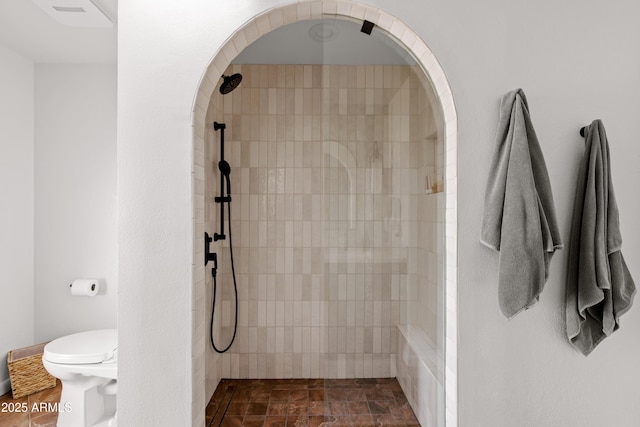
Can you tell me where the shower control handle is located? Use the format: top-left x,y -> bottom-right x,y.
204,232 -> 219,264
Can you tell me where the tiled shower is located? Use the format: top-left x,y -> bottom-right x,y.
202,62 -> 445,425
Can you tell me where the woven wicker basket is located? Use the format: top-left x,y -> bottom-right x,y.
7,342 -> 56,398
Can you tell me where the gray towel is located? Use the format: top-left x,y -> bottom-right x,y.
566,120 -> 636,355
481,89 -> 563,319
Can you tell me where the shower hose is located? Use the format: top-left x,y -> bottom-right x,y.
210,173 -> 238,353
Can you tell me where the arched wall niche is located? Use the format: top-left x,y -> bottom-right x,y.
190,2 -> 458,427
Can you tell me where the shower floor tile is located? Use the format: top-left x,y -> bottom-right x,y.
206,378 -> 420,427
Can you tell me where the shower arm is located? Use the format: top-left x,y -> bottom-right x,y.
213,121 -> 230,241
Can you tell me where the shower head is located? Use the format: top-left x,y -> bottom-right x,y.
219,73 -> 243,94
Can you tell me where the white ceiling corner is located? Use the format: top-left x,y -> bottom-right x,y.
0,0 -> 117,63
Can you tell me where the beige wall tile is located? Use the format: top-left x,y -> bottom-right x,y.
206,64 -> 444,380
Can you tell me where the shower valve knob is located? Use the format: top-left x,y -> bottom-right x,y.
204,232 -> 219,265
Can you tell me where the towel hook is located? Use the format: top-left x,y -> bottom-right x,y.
579,126 -> 587,138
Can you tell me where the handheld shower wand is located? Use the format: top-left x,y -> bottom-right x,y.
206,121 -> 238,354
219,160 -> 231,195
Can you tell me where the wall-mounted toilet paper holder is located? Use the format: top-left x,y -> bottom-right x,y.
69,279 -> 100,296
69,283 -> 96,291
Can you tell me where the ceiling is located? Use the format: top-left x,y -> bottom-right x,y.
232,18 -> 416,65
0,5 -> 411,65
0,0 -> 117,63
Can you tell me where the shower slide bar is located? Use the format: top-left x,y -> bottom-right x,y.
213,121 -> 230,242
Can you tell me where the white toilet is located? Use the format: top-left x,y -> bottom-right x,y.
42,329 -> 117,427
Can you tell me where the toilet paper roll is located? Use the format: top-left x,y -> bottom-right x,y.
70,279 -> 99,296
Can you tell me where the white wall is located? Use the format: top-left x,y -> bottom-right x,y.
453,2 -> 640,425
34,64 -> 117,342
118,1 -> 640,426
0,45 -> 34,396
0,56 -> 116,397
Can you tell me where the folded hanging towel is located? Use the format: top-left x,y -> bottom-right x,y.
481,89 -> 563,319
566,119 -> 636,355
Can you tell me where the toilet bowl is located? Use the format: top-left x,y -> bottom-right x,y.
42,329 -> 117,427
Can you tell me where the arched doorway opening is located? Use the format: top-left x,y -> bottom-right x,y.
191,3 -> 458,426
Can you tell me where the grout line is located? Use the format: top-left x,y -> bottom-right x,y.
208,385 -> 236,427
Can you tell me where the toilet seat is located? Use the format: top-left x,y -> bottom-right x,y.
43,358 -> 118,380
44,329 -> 117,365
